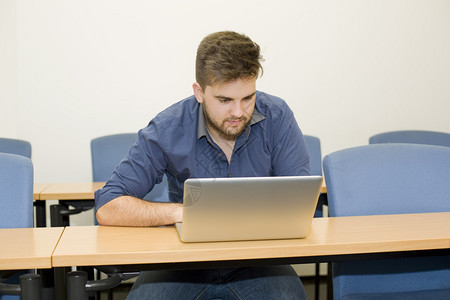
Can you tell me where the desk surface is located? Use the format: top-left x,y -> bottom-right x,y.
33,183 -> 50,200
0,227 -> 64,270
36,182 -> 327,200
321,183 -> 326,194
38,182 -> 105,200
52,212 -> 450,268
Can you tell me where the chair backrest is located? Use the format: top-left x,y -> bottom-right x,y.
304,135 -> 324,218
303,135 -> 322,176
91,133 -> 168,202
0,138 -> 32,158
324,144 -> 450,217
323,144 -> 450,298
91,133 -> 139,181
369,130 -> 450,147
0,153 -> 34,228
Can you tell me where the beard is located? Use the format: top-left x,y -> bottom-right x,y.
203,106 -> 252,141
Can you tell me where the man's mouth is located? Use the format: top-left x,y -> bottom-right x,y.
226,118 -> 245,126
227,119 -> 242,125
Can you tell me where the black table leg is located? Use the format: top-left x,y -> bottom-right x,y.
54,267 -> 70,300
34,201 -> 47,227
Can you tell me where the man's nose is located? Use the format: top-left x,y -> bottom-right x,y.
230,101 -> 244,118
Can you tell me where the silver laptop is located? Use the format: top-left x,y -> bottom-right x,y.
175,176 -> 323,243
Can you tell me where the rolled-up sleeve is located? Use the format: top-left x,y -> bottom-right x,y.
95,118 -> 167,211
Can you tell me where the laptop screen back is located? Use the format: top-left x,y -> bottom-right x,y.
177,176 -> 323,242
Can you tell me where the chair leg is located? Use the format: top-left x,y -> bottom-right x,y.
20,273 -> 42,300
67,271 -> 88,300
78,266 -> 95,300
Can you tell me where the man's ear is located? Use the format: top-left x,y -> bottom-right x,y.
192,82 -> 204,103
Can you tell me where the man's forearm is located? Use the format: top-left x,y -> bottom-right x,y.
96,195 -> 183,227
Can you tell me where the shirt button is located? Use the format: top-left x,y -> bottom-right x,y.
218,153 -> 222,156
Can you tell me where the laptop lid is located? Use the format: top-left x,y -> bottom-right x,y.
176,175 -> 323,243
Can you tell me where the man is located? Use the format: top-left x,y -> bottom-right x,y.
95,31 -> 311,299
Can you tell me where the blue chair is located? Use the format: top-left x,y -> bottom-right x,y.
53,133 -> 170,227
91,133 -> 138,182
91,133 -> 169,203
304,135 -> 328,300
304,135 -> 322,177
69,134 -> 170,298
304,135 -> 324,217
369,130 -> 450,147
0,153 -> 37,300
323,144 -> 450,299
0,138 -> 31,158
0,153 -> 33,228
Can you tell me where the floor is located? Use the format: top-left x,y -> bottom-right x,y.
98,276 -> 330,300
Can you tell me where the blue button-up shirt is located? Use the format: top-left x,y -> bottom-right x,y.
95,91 -> 311,210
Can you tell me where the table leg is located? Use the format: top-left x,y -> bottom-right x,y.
34,201 -> 47,227
37,268 -> 55,300
54,267 -> 70,300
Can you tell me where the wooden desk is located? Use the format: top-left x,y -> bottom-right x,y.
33,183 -> 50,227
52,212 -> 450,269
33,183 -> 50,200
33,183 -> 51,227
39,182 -> 105,200
0,227 -> 64,270
321,182 -> 326,194
35,182 -> 104,227
35,181 -> 325,227
38,182 -> 325,200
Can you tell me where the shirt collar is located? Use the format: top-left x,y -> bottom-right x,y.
197,103 -> 265,140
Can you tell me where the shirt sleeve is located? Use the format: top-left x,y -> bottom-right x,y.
271,102 -> 311,176
94,118 -> 167,211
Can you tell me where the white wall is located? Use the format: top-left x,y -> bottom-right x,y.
1,0 -> 450,224
0,0 -> 17,137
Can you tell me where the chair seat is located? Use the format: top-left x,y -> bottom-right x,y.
343,288 -> 450,300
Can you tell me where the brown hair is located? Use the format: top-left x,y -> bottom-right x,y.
195,31 -> 264,89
